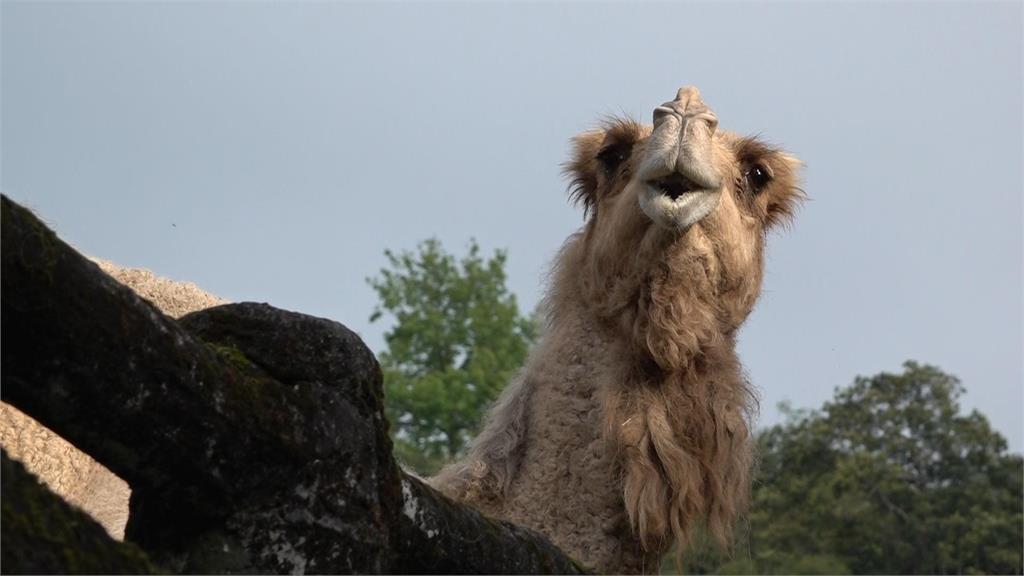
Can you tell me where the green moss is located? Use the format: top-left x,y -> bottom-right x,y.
206,342 -> 252,369
199,340 -> 315,454
208,343 -> 286,414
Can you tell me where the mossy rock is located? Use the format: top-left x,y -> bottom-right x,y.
1,450 -> 160,574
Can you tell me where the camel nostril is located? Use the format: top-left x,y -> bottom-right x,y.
655,89 -> 716,133
653,106 -> 677,128
702,112 -> 719,135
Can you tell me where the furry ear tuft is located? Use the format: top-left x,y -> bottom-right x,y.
764,153 -> 806,229
734,137 -> 806,229
564,130 -> 606,217
564,119 -> 647,218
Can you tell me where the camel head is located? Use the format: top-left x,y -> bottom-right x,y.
566,86 -> 804,359
569,86 -> 802,232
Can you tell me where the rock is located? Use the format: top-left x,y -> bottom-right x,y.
1,450 -> 157,574
174,302 -> 399,573
0,194 -> 587,574
0,257 -> 226,543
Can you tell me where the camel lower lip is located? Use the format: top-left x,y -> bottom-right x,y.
638,184 -> 721,231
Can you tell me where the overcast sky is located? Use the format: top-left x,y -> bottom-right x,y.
3,2 -> 1021,452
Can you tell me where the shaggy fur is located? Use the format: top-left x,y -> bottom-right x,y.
433,88 -> 803,573
0,402 -> 130,540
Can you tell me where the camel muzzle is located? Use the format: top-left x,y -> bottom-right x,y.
636,86 -> 724,230
642,86 -> 722,190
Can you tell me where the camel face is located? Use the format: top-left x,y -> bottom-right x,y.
566,85 -> 804,360
568,86 -> 803,237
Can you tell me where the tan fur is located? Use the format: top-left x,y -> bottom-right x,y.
0,257 -> 227,540
434,89 -> 803,573
0,403 -> 131,540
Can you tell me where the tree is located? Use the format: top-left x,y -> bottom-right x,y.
369,238 -> 537,475
670,362 -> 1022,575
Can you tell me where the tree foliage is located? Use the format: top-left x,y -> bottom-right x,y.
673,361 -> 1022,575
369,238 -> 537,475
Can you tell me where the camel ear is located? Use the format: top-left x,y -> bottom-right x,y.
763,153 -> 805,229
735,137 -> 806,229
564,130 -> 606,217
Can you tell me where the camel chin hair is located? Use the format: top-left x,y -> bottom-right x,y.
432,86 -> 804,574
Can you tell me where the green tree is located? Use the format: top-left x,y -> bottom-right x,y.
369,238 -> 537,475
669,362 -> 1022,575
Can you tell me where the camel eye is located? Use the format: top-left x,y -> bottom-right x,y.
596,143 -> 630,174
745,164 -> 772,192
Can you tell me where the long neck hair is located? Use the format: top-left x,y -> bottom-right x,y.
549,185 -> 762,555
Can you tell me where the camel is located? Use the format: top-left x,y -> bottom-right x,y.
432,86 -> 804,573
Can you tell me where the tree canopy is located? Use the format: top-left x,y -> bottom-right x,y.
675,361 -> 1022,575
369,238 -> 537,475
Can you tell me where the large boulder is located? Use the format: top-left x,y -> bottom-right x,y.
1,194 -> 585,574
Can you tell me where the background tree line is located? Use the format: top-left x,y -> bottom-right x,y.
673,361 -> 1022,575
369,240 -> 1023,575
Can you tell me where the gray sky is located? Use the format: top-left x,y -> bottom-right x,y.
3,2 -> 1021,452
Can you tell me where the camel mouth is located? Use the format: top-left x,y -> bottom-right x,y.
648,173 -> 701,200
637,177 -> 721,231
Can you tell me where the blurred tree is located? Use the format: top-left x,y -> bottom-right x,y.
666,362 -> 1022,575
369,238 -> 537,475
